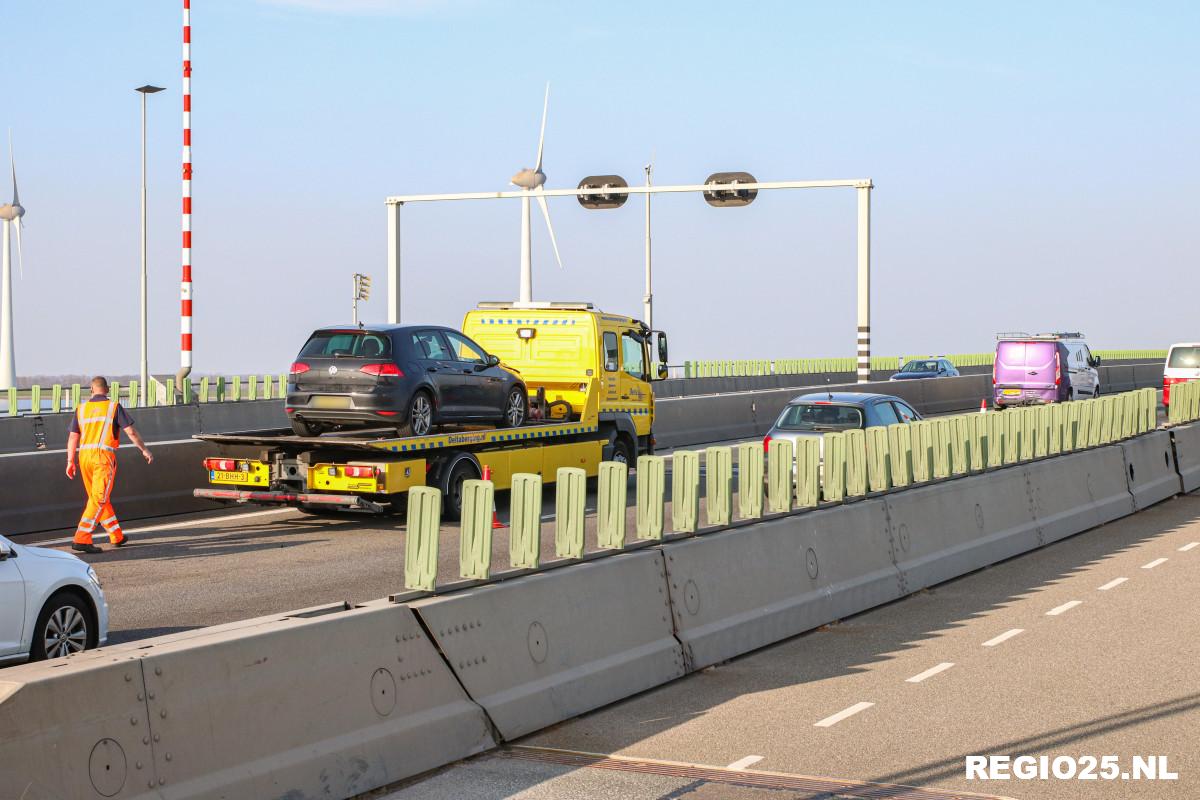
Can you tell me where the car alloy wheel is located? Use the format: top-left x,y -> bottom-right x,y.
43,605 -> 88,659
410,393 -> 433,436
505,389 -> 526,428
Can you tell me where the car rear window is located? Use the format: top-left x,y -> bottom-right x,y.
900,360 -> 940,373
300,331 -> 392,358
775,403 -> 863,431
1168,347 -> 1200,368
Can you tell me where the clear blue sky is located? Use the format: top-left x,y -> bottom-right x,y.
3,1 -> 1197,376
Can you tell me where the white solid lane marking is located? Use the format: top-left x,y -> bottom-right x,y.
40,508 -> 297,547
726,755 -> 764,770
1098,577 -> 1128,591
1142,557 -> 1168,570
1179,542 -> 1199,552
1047,600 -> 1082,616
814,701 -> 874,728
906,662 -> 955,684
982,628 -> 1025,647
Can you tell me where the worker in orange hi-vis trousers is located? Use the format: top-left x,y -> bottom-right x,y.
65,377 -> 154,554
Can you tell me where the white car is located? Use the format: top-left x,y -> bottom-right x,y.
0,534 -> 109,665
1164,342 -> 1200,411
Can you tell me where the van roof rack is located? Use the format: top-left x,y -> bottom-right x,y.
476,301 -> 595,310
995,331 -> 1085,341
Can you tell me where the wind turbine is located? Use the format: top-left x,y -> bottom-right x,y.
0,135 -> 24,391
509,83 -> 563,305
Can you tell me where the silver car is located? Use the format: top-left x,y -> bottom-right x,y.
763,392 -> 923,459
0,535 -> 109,665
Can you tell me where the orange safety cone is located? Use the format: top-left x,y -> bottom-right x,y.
481,465 -> 506,529
980,398 -> 988,414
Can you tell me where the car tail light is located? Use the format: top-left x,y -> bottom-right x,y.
343,466 -> 380,479
377,410 -> 398,416
992,359 -> 997,385
763,433 -> 772,454
360,363 -> 404,377
289,362 -> 310,375
205,458 -> 241,472
1164,376 -> 1188,405
1054,352 -> 1061,386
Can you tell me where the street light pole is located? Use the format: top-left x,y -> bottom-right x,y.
136,85 -> 165,407
643,163 -> 653,330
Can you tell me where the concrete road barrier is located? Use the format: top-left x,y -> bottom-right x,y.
662,500 -> 903,670
410,550 -> 686,740
1170,421 -> 1200,493
884,466 -> 1042,591
0,600 -> 495,799
1025,447 -> 1134,543
1119,430 -> 1183,509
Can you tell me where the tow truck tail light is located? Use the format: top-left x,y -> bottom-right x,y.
360,363 -> 404,377
289,362 -> 310,375
343,465 -> 380,479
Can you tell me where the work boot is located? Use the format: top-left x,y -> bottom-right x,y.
113,538 -> 129,548
72,543 -> 102,554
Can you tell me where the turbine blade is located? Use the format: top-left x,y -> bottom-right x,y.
14,219 -> 23,279
534,82 -> 549,173
8,133 -> 17,208
535,190 -> 563,269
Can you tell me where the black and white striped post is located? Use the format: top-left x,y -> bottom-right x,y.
856,181 -> 873,383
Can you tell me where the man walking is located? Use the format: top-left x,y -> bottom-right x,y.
65,377 -> 154,553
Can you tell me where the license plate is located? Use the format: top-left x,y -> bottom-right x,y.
310,395 -> 352,409
212,470 -> 250,483
1002,389 -> 1021,396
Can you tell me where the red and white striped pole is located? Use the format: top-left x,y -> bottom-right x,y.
177,0 -> 193,390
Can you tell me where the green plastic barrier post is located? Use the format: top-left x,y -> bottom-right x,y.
30,385 -> 40,414
865,427 -> 890,492
887,423 -> 913,487
597,461 -> 628,549
52,384 -> 63,413
6,387 -> 16,417
555,467 -> 587,559
672,449 -> 701,533
127,381 -> 139,408
459,478 -> 494,580
165,378 -> 176,406
736,442 -> 764,520
1047,404 -> 1064,456
1032,406 -> 1049,458
950,415 -> 969,475
181,379 -> 194,404
110,382 -> 121,406
510,473 -> 542,569
931,419 -> 951,479
232,376 -> 242,402
822,432 -> 847,502
404,486 -> 441,591
1074,400 -> 1092,449
248,375 -> 258,401
766,438 -> 794,513
705,446 -> 733,526
968,414 -> 987,472
795,437 -> 820,508
1018,408 -> 1036,461
843,429 -> 867,498
199,376 -> 210,403
910,422 -> 933,482
636,455 -> 666,540
1087,399 -> 1104,447
71,383 -> 81,409
986,412 -> 1005,468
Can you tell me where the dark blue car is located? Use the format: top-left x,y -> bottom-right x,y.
890,357 -> 960,381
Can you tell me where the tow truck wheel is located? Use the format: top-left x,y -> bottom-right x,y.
609,436 -> 633,468
501,388 -> 527,428
439,457 -> 480,521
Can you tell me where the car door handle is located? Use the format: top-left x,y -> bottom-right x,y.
426,367 -> 439,373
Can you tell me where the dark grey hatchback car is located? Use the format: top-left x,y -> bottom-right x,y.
286,325 -> 527,437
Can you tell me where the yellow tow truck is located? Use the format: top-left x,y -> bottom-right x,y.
194,302 -> 668,518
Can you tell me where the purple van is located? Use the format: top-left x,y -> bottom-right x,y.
993,336 -> 1071,408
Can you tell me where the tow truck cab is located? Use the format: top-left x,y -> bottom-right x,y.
463,302 -> 668,464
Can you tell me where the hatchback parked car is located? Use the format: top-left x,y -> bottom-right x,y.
763,392 -> 923,455
890,357 -> 960,381
0,534 -> 109,665
1163,342 -> 1200,410
287,325 -> 528,437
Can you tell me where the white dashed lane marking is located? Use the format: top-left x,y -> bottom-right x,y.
1098,577 -> 1128,591
1179,542 -> 1198,552
982,629 -> 1025,647
726,755 -> 764,770
905,662 -> 955,684
1142,557 -> 1168,570
1047,600 -> 1083,616
814,702 -> 874,728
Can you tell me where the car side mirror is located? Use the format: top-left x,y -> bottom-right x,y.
1091,356 -> 1101,366
654,331 -> 669,364
486,354 -> 500,367
656,363 -> 668,380
0,543 -> 12,561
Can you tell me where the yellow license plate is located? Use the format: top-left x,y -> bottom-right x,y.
212,470 -> 251,483
310,395 -> 352,409
1002,389 -> 1021,396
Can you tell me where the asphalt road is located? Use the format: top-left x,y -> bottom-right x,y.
382,491 -> 1200,800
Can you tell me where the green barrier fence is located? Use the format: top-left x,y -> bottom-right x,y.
510,474 -> 542,569
403,486 -> 441,591
766,439 -> 793,513
555,467 -> 586,559
597,462 -> 628,549
636,455 -> 666,540
459,479 -> 494,580
705,446 -> 733,526
672,450 -> 701,533
736,442 -> 764,520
